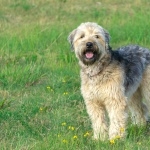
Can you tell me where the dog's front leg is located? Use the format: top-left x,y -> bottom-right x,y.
105,99 -> 127,140
85,100 -> 108,140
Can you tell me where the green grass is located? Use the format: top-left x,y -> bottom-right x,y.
0,0 -> 150,149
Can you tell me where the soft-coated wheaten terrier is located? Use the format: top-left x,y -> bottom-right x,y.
68,22 -> 150,140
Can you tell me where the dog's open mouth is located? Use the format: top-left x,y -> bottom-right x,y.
81,48 -> 100,65
85,51 -> 94,59
84,50 -> 96,59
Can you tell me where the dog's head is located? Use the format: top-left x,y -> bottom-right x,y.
68,22 -> 110,65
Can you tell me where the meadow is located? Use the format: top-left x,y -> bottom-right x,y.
0,0 -> 150,149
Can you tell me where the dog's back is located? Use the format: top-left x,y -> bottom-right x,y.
111,45 -> 150,97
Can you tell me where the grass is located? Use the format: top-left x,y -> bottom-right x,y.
0,0 -> 150,149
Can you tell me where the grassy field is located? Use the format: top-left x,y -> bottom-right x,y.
0,0 -> 150,149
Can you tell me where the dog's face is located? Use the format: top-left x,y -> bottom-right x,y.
68,22 -> 110,65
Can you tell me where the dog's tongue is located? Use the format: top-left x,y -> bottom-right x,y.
85,52 -> 94,59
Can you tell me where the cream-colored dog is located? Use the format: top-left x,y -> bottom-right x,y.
68,22 -> 150,140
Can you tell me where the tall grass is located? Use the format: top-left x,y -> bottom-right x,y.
0,0 -> 150,149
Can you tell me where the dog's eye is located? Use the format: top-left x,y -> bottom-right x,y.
80,34 -> 85,38
95,35 -> 99,38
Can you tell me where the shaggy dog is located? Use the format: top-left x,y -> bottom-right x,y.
68,22 -> 150,140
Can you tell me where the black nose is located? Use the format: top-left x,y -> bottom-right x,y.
86,42 -> 93,48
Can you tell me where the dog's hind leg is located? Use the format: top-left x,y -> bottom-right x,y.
139,65 -> 150,122
128,89 -> 148,125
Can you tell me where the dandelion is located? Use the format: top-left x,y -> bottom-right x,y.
58,134 -> 61,138
120,127 -> 125,133
47,86 -> 51,89
115,135 -> 121,139
110,139 -> 115,145
110,134 -> 121,145
62,79 -> 66,83
46,86 -> 54,92
62,139 -> 68,144
39,107 -> 43,111
63,92 -> 68,95
84,131 -> 90,137
61,122 -> 66,126
73,135 -> 78,140
68,126 -> 75,131
137,142 -> 141,145
71,127 -> 75,130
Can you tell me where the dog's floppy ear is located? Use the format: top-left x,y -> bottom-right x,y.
103,29 -> 110,44
103,28 -> 111,50
68,29 -> 77,51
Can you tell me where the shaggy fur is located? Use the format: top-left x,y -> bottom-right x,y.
68,22 -> 150,140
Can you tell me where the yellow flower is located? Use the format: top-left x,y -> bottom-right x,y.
62,139 -> 68,144
68,126 -> 75,130
84,132 -> 90,137
61,122 -> 66,126
71,127 -> 74,130
63,92 -> 68,95
137,142 -> 141,145
58,134 -> 61,138
120,127 -> 125,133
47,86 -> 51,89
39,107 -> 43,111
73,135 -> 78,140
110,135 -> 121,145
46,86 -> 54,92
110,139 -> 115,145
115,135 -> 121,139
62,79 -> 66,83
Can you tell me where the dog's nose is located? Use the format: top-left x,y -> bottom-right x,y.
86,42 -> 93,48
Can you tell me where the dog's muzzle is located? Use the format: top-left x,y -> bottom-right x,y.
84,42 -> 97,59
81,42 -> 100,65
84,42 -> 94,59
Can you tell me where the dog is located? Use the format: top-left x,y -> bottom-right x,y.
68,22 -> 150,140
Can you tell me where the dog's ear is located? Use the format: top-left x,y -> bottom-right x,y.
68,29 -> 77,51
103,29 -> 110,44
103,29 -> 111,50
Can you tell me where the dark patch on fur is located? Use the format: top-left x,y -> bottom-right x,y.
110,45 -> 150,95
